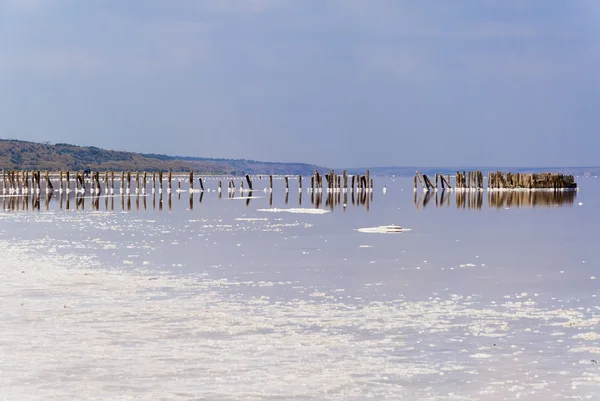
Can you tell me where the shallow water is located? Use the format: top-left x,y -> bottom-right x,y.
1,176 -> 599,400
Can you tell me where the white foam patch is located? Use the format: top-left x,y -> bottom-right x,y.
257,208 -> 329,214
234,218 -> 269,221
357,225 -> 411,234
572,332 -> 600,341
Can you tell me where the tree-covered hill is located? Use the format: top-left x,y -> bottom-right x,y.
0,140 -> 324,175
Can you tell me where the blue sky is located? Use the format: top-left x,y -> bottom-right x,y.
1,1 -> 598,167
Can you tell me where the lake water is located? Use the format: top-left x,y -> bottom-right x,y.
1,176 -> 599,400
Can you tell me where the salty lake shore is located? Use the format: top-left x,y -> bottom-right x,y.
1,237 -> 599,400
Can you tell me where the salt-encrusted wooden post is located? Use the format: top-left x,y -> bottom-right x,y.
142,172 -> 147,194
423,174 -> 434,191
120,171 -> 125,193
95,172 -> 101,195
45,171 -> 53,193
298,175 -> 302,193
96,172 -> 101,193
441,173 -> 451,190
152,172 -> 156,193
478,171 -> 483,190
189,171 -> 194,190
198,177 -> 204,191
415,171 -> 425,190
104,171 -> 109,193
1,170 -> 5,194
126,171 -> 131,193
218,180 -> 222,198
245,174 -> 253,191
159,172 -> 163,192
269,175 -> 273,192
134,171 -> 139,194
310,176 -> 315,192
167,172 -> 172,193
284,176 -> 289,192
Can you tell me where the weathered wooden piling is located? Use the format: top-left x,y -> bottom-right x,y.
284,176 -> 289,192
198,177 -> 204,191
189,171 -> 194,190
45,171 -> 53,193
423,174 -> 435,191
245,174 -> 253,191
142,172 -> 147,194
95,172 -> 101,194
167,172 -> 172,192
298,175 -> 302,193
415,171 -> 425,190
269,175 -> 273,192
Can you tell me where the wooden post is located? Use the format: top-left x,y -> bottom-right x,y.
415,171 -> 425,190
298,175 -> 302,193
366,170 -> 370,192
135,171 -> 140,194
159,172 -> 163,192
143,172 -> 147,194
245,174 -> 253,191
218,180 -> 222,193
310,176 -> 314,192
95,172 -> 101,194
189,171 -> 194,190
269,175 -> 273,192
152,172 -> 156,193
284,176 -> 289,192
198,177 -> 204,191
167,171 -> 172,192
45,171 -> 53,193
441,174 -> 452,190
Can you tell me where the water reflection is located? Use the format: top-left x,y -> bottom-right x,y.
0,179 -> 578,213
414,189 -> 577,210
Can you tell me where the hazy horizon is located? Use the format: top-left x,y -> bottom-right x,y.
1,1 -> 598,167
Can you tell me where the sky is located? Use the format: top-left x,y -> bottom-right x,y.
1,1 -> 599,168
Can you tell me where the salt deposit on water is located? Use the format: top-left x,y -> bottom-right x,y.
1,237 -> 599,400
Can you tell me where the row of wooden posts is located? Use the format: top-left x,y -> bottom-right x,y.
1,180 -> 374,212
1,170 -> 375,196
415,171 -> 577,191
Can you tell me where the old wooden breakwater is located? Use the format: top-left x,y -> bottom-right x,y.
1,169 -> 375,212
414,171 -> 577,191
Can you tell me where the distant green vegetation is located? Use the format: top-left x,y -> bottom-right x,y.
0,140 -> 324,175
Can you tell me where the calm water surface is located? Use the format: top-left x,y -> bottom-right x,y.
1,176 -> 598,400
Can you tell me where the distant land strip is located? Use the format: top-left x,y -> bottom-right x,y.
0,140 -> 325,176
